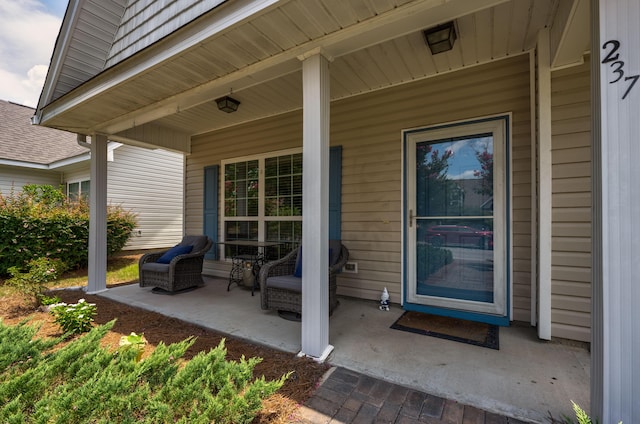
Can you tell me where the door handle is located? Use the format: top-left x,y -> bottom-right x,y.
409,209 -> 414,227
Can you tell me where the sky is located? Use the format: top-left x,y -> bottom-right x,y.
0,0 -> 68,108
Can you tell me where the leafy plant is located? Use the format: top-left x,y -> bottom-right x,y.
119,332 -> 147,362
559,401 -> 622,424
6,257 -> 67,307
49,299 -> 97,335
40,294 -> 62,306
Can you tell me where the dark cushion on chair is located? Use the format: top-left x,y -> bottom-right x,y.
179,235 -> 208,253
266,275 -> 302,292
329,240 -> 341,266
141,262 -> 170,273
157,245 -> 192,264
293,247 -> 303,277
294,242 -> 340,277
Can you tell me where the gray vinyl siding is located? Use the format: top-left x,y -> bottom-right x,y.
550,57 -> 592,342
188,54 -> 533,322
58,146 -> 185,251
107,0 -> 226,67
0,166 -> 61,195
107,145 -> 185,250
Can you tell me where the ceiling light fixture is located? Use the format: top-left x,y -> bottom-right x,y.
423,21 -> 457,55
216,96 -> 240,113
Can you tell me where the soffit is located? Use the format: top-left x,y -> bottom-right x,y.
38,0 -> 576,140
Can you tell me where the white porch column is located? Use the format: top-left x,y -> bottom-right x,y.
592,1 -> 640,422
300,51 -> 332,360
536,29 -> 552,340
86,134 -> 108,294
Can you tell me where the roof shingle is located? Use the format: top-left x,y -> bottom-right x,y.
0,100 -> 88,165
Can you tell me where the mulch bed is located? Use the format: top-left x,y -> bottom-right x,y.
0,286 -> 329,423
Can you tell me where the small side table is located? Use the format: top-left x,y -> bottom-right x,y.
228,254 -> 262,295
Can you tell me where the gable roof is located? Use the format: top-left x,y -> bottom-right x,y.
0,100 -> 87,166
38,0 -> 226,108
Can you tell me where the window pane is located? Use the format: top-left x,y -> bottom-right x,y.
293,195 -> 303,215
225,221 -> 259,257
278,155 -> 291,175
278,176 -> 291,196
266,154 -> 302,217
292,174 -> 302,195
68,182 -> 79,201
292,153 -> 303,173
80,180 -> 90,199
264,220 -> 302,259
265,157 -> 277,178
225,160 -> 258,217
225,199 -> 236,217
265,177 -> 277,197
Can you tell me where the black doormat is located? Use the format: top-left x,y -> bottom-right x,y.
390,311 -> 499,350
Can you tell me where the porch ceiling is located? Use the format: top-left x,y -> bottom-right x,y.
37,0 -> 583,144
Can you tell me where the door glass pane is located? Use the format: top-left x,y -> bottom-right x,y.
415,136 -> 494,303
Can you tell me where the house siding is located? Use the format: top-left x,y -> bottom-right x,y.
107,145 -> 185,250
550,57 -> 592,342
188,54 -> 533,322
58,146 -> 185,251
0,166 -> 61,195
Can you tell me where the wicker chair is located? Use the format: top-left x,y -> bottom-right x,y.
258,241 -> 349,317
139,235 -> 212,293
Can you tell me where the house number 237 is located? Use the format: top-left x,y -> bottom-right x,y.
602,40 -> 638,100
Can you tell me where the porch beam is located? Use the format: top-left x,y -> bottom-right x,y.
110,123 -> 191,154
300,52 -> 332,361
591,1 -> 640,422
536,29 -> 552,340
86,134 -> 108,294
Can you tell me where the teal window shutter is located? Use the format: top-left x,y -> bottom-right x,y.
329,146 -> 342,240
203,165 -> 219,259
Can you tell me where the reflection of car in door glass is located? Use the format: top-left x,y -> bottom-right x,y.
426,225 -> 493,249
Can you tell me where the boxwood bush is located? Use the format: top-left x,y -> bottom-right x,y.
0,185 -> 137,276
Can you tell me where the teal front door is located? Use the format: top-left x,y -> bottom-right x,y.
403,116 -> 510,325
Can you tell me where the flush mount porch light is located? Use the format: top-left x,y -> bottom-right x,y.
215,96 -> 240,113
423,21 -> 457,55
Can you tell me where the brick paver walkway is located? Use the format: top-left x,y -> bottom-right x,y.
296,367 -> 530,424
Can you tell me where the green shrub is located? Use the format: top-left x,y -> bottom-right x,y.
0,184 -> 137,275
416,243 -> 454,280
6,257 -> 67,307
0,321 -> 287,424
49,299 -> 97,335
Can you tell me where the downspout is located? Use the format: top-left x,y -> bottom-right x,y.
77,134 -> 90,148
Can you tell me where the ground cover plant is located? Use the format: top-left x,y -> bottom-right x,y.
0,252 -> 328,423
0,320 -> 287,423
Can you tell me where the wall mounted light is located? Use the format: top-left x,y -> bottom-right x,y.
215,96 -> 240,113
423,21 -> 457,55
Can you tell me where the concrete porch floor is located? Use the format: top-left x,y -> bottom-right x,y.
99,277 -> 590,423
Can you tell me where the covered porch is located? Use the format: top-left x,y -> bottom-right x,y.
99,277 -> 590,423
34,0 -> 640,421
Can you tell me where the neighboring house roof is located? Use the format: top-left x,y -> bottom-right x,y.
0,100 -> 87,166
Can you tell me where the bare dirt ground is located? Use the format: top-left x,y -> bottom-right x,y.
0,252 -> 329,424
